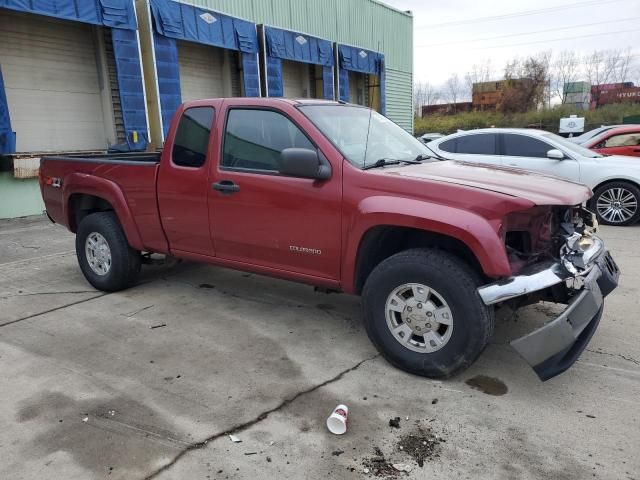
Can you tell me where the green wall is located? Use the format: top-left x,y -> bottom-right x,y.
189,0 -> 414,131
0,172 -> 44,219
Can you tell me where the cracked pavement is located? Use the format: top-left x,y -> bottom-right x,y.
1,215 -> 639,479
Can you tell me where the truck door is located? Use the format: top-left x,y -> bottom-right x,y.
208,106 -> 342,280
157,105 -> 217,256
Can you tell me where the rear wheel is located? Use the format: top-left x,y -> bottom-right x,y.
76,212 -> 141,292
593,181 -> 640,226
362,248 -> 494,379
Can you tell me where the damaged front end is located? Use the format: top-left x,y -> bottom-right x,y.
478,206 -> 620,381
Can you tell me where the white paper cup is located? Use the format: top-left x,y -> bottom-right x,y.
326,404 -> 349,435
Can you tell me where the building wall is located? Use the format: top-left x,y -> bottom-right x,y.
184,0 -> 414,131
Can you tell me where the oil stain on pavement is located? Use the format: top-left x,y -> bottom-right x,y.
464,375 -> 508,396
16,391 -> 185,478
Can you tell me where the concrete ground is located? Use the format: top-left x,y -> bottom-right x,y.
0,215 -> 638,480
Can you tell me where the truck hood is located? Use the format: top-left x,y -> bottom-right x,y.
378,160 -> 592,206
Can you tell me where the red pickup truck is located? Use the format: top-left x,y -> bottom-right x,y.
40,98 -> 619,381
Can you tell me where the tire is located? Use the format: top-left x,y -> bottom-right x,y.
592,181 -> 640,226
76,212 -> 141,292
361,248 -> 494,379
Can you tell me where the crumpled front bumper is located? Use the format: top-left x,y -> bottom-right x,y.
477,236 -> 619,381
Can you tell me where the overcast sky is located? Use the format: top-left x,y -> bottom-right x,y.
383,0 -> 640,86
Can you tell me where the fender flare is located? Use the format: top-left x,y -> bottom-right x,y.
342,196 -> 511,293
62,173 -> 145,251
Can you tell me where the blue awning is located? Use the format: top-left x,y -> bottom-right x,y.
338,45 -> 383,75
264,26 -> 333,67
149,0 -> 257,54
0,0 -> 137,30
112,28 -> 149,150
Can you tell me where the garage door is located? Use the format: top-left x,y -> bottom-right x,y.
178,41 -> 225,102
282,60 -> 308,98
349,71 -> 367,106
0,10 -> 109,152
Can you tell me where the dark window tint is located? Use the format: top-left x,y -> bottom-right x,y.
439,138 -> 456,153
223,109 -> 314,172
502,134 -> 551,158
456,134 -> 497,154
172,107 -> 215,167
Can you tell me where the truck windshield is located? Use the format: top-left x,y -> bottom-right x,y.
299,105 -> 432,169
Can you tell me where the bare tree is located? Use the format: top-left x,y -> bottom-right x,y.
503,53 -> 550,112
611,47 -> 634,84
550,50 -> 580,103
444,73 -> 463,110
584,50 -> 617,86
464,60 -> 493,100
413,82 -> 441,117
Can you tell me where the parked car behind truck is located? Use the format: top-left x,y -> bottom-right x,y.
40,99 -> 619,381
427,128 -> 640,226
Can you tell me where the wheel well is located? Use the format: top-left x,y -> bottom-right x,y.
68,194 -> 115,233
353,226 -> 484,295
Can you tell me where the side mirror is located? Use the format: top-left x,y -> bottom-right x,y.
547,149 -> 565,160
278,148 -> 331,180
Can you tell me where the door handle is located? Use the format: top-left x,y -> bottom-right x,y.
634,148 -> 640,153
213,180 -> 240,193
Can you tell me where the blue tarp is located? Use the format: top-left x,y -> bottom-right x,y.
0,0 -> 137,30
264,26 -> 334,98
149,0 -> 257,54
338,45 -> 385,115
153,33 -> 181,138
242,53 -> 260,97
264,27 -> 333,67
266,56 -> 283,97
338,45 -> 382,75
0,64 -> 16,154
322,66 -> 334,100
338,68 -> 349,103
111,28 -> 148,150
149,0 -> 260,136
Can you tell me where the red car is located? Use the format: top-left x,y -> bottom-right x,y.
585,125 -> 640,157
39,98 -> 619,381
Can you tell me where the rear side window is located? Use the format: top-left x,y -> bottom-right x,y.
222,109 -> 314,172
502,134 -> 551,158
456,134 -> 497,154
439,138 -> 456,153
172,107 -> 215,167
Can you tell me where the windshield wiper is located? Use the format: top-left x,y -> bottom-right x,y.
362,157 -> 422,170
414,153 -> 432,161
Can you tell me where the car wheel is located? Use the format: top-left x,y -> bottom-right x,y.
593,181 -> 640,226
76,212 -> 141,292
361,248 -> 494,379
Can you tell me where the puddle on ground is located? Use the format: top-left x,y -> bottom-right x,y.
464,375 -> 508,396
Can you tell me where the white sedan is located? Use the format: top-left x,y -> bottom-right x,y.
426,128 -> 640,226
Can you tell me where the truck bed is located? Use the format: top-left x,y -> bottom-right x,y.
40,150 -> 167,254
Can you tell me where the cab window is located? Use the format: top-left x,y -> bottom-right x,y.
222,109 -> 314,172
172,107 -> 215,168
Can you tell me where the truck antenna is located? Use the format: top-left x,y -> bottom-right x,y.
362,41 -> 381,168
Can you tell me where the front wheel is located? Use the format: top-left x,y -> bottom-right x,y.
361,248 -> 494,379
76,212 -> 141,292
593,181 -> 640,226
